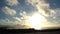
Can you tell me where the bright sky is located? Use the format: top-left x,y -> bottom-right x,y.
0,0 -> 60,30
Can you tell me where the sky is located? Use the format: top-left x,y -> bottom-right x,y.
0,0 -> 60,30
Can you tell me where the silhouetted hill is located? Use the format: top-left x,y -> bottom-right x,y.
0,27 -> 60,34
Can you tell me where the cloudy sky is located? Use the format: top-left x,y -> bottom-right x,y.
0,0 -> 60,30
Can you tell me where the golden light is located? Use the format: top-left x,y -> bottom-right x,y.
29,13 -> 45,30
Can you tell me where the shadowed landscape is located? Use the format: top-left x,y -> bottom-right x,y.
0,27 -> 60,34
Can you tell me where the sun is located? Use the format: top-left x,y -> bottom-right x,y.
29,13 -> 45,30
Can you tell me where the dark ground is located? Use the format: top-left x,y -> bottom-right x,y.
0,27 -> 60,34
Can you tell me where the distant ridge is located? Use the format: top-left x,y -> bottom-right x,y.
0,27 -> 60,33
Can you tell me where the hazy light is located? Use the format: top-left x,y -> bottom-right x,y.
29,13 -> 45,30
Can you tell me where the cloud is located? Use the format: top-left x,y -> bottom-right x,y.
25,0 -> 57,22
19,11 -> 31,24
0,19 -> 16,27
0,10 -> 60,29
1,0 -> 60,29
48,9 -> 60,23
19,10 -> 60,29
13,17 -> 21,22
25,0 -> 56,17
0,9 -> 32,29
24,0 -> 60,29
6,0 -> 19,6
20,11 -> 27,17
0,17 -> 31,29
2,6 -> 16,16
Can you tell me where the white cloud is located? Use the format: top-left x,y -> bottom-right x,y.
13,17 -> 21,22
6,0 -> 19,6
0,19 -> 16,27
19,10 -> 60,29
24,0 -> 60,29
25,0 -> 56,17
25,0 -> 57,22
0,17 -> 31,29
2,6 -> 16,15
0,9 -> 32,29
20,11 -> 27,17
1,0 -> 60,29
0,10 -> 60,29
48,9 -> 60,23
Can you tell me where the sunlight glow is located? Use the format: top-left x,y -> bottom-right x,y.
29,13 -> 45,30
